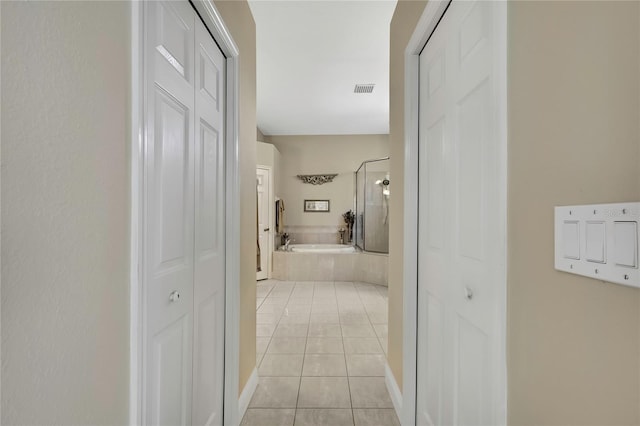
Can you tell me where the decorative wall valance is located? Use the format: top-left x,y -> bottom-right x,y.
296,174 -> 338,185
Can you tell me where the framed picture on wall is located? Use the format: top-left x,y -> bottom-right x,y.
304,199 -> 330,212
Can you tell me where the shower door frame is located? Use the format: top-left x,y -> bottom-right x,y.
354,156 -> 390,254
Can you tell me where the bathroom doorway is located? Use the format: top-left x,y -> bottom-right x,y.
257,166 -> 273,280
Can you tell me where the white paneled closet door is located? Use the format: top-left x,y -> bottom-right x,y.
417,1 -> 505,425
143,2 -> 225,425
192,16 -> 226,426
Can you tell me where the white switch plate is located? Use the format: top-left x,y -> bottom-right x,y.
554,202 -> 640,288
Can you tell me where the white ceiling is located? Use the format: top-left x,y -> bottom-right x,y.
248,0 -> 397,136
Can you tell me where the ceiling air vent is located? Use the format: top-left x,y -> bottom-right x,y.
354,84 -> 375,94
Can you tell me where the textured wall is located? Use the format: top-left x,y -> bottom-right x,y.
1,2 -> 130,423
387,0 -> 428,390
214,0 -> 258,396
507,2 -> 640,423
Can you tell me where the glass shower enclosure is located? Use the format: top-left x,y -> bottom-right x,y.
355,157 -> 390,253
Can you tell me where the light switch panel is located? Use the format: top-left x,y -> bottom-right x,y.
585,221 -> 605,263
613,221 -> 637,268
562,221 -> 580,260
555,203 -> 640,288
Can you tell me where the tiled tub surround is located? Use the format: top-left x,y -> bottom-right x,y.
289,244 -> 356,254
244,280 -> 398,426
283,225 -> 347,245
273,251 -> 388,285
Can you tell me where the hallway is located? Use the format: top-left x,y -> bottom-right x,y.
242,280 -> 398,426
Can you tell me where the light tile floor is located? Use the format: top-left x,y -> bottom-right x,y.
242,280 -> 399,426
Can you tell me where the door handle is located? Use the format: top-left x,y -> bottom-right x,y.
263,228 -> 270,232
464,287 -> 473,300
169,291 -> 180,302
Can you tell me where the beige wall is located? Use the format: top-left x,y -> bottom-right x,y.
388,0 -> 428,390
257,141 -> 282,200
257,127 -> 267,142
1,2 -> 129,423
0,0 -> 258,420
257,141 -> 275,167
214,0 -> 257,396
507,2 -> 640,423
268,134 -> 388,231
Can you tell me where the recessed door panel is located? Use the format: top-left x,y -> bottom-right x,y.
457,81 -> 489,262
155,89 -> 191,270
417,295 -> 445,426
193,294 -> 223,425
157,1 -> 191,78
455,316 -> 490,426
198,122 -> 220,256
199,48 -> 221,108
151,315 -> 192,426
427,51 -> 446,98
426,118 -> 446,250
459,1 -> 489,63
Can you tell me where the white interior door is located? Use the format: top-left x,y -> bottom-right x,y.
144,2 -> 195,424
192,16 -> 226,426
143,2 -> 225,424
256,168 -> 271,280
416,1 -> 505,425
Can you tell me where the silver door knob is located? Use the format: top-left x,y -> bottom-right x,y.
464,287 -> 473,300
169,291 -> 180,302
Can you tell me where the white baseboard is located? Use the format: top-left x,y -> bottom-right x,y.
238,368 -> 258,420
385,363 -> 403,421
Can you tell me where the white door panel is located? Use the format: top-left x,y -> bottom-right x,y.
193,16 -> 225,426
150,315 -> 192,426
145,3 -> 195,424
417,1 -> 504,425
144,2 -> 225,425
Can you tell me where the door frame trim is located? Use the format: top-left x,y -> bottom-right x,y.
129,1 -> 241,425
402,1 -> 508,424
256,165 -> 274,280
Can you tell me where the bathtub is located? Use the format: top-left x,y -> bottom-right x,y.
289,243 -> 356,254
273,245 -> 387,285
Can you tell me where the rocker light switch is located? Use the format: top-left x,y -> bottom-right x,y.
613,222 -> 637,268
585,221 -> 606,263
562,221 -> 580,260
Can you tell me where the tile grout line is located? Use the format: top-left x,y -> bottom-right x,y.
253,280 -> 276,404
247,280 -> 278,420
293,281 -> 309,424
255,280 -> 296,416
258,280 -> 286,372
339,281 -> 357,425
